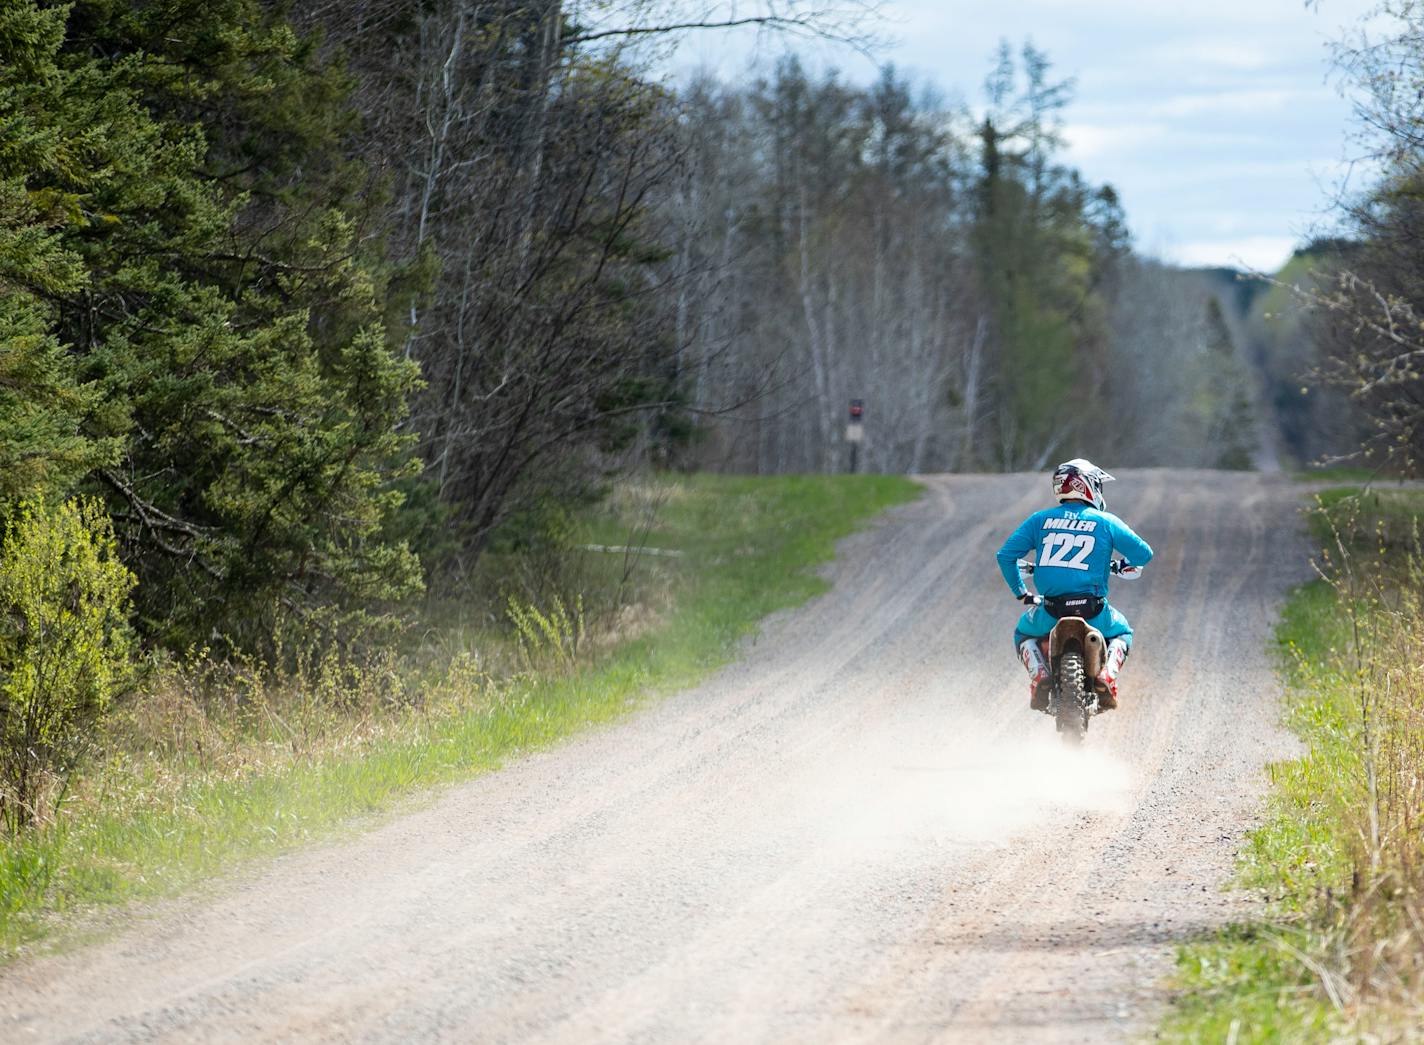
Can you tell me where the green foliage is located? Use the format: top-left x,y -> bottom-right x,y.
0,0 -> 423,650
0,3 -> 117,500
0,499 -> 136,832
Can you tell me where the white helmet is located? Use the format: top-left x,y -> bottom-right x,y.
1052,458 -> 1114,511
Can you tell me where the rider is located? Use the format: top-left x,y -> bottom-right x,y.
995,459 -> 1153,711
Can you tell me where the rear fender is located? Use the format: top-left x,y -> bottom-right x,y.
1049,617 -> 1106,679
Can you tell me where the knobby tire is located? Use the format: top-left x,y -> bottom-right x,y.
1056,649 -> 1089,746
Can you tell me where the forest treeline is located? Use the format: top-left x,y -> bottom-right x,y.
2,0 -> 1266,669
674,55 -> 1259,474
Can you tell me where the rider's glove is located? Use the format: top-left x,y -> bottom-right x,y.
1019,593 -> 1038,606
1111,559 -> 1142,578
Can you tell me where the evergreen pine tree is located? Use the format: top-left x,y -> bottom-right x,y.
0,4 -> 116,500
2,0 -> 423,650
1198,297 -> 1257,470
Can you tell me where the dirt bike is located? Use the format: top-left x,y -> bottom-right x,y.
1021,560 -> 1142,745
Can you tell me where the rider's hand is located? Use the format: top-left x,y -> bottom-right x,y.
1019,593 -> 1038,606
1112,559 -> 1142,578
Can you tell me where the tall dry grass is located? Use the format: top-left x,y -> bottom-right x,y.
1305,491 -> 1424,1025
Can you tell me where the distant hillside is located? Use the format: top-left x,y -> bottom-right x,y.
1186,265 -> 1272,320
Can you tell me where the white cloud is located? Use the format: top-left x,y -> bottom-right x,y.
1145,157 -> 1353,187
1163,235 -> 1301,272
1062,122 -> 1169,159
1008,0 -> 1376,25
1062,122 -> 1269,164
1154,40 -> 1277,71
1149,86 -> 1332,118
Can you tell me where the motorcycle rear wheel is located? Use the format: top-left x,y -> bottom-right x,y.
1055,649 -> 1090,746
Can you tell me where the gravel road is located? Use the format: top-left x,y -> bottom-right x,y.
1,470 -> 1311,1043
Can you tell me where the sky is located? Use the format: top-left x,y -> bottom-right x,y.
659,0 -> 1383,272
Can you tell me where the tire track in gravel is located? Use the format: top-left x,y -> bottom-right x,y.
0,470 -> 1310,1044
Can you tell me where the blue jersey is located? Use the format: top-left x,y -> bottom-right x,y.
996,503 -> 1153,599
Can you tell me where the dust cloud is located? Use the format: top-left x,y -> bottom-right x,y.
781,720 -> 1136,862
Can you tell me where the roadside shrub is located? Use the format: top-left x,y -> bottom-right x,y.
0,499 -> 136,831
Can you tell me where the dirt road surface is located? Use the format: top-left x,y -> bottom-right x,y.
1,470 -> 1310,1043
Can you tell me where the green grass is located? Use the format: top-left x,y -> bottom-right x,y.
0,473 -> 920,957
1292,466 -> 1395,485
1164,924 -> 1342,1042
1162,490 -> 1420,1040
1162,576 -> 1358,1041
1307,485 -> 1424,557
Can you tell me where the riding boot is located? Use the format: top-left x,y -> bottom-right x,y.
1019,639 -> 1052,711
1094,638 -> 1129,710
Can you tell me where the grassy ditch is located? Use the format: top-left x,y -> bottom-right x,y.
1164,485 -> 1424,1041
1291,466 -> 1391,484
0,473 -> 919,958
